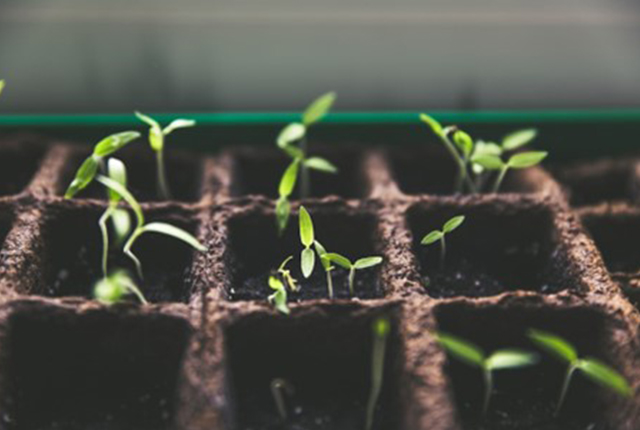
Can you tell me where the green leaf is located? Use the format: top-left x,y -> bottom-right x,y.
302,92 -> 336,125
436,332 -> 485,367
301,248 -> 316,278
373,317 -> 391,338
421,230 -> 443,245
486,350 -> 539,370
472,154 -> 504,170
313,240 -> 327,256
134,111 -> 160,130
93,131 -> 141,157
419,113 -> 443,136
0,80 -> 4,97
277,123 -> 306,148
354,256 -> 383,270
314,241 -> 333,271
268,276 -> 290,315
283,144 -> 304,159
94,275 -> 126,305
443,215 -> 465,233
148,128 -> 164,152
111,208 -> 132,243
304,157 -> 338,173
65,156 -> 99,198
269,275 -> 285,291
163,118 -> 196,135
324,253 -> 352,269
140,222 -> 207,252
107,158 -> 127,203
299,206 -> 314,247
453,130 -> 473,158
502,128 -> 537,151
474,141 -> 503,157
276,197 -> 291,234
528,329 -> 578,363
578,358 -> 631,397
96,175 -> 144,227
279,160 -> 300,197
508,151 -> 548,169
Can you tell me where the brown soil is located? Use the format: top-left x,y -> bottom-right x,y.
0,136 -> 638,430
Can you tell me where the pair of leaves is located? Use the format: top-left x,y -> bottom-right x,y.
299,206 -> 315,278
472,151 -> 548,171
324,253 -> 383,271
135,111 -> 196,152
529,329 -> 631,397
65,131 -> 141,198
276,92 -> 336,149
421,215 -> 465,245
268,276 -> 290,315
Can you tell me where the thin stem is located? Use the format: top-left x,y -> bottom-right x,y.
326,269 -> 334,299
300,137 -> 310,198
439,134 -> 476,194
124,229 -> 144,279
365,322 -> 389,430
492,166 -> 509,194
270,378 -> 294,420
156,150 -> 171,200
439,235 -> 446,270
555,364 -> 577,416
482,368 -> 493,416
124,280 -> 149,305
98,208 -> 113,278
348,268 -> 356,296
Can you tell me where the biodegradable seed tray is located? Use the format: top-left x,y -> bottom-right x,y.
0,131 -> 639,430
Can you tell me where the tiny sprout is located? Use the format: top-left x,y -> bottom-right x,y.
421,215 -> 465,269
324,253 -> 383,296
314,240 -> 335,299
528,329 -> 631,415
96,175 -> 206,279
268,276 -> 290,315
472,151 -> 548,193
0,79 -> 5,97
94,270 -> 147,305
276,158 -> 300,235
299,206 -> 316,279
436,332 -> 538,415
271,378 -> 295,420
277,256 -> 298,292
365,316 -> 391,430
135,111 -> 196,200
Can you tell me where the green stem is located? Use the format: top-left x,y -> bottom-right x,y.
365,322 -> 389,430
492,165 -> 509,193
439,133 -> 476,194
348,268 -> 356,296
483,368 -> 493,416
156,150 -> 171,200
439,236 -> 446,270
555,364 -> 577,416
98,207 -> 113,278
124,228 -> 144,279
300,137 -> 310,199
124,279 -> 148,305
270,378 -> 293,420
326,269 -> 334,299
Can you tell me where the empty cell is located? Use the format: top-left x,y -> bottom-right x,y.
407,202 -> 568,298
0,142 -> 45,196
2,308 -> 190,430
582,214 -> 640,275
226,207 -> 384,301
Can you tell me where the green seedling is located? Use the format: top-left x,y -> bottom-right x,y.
135,112 -> 196,200
365,317 -> 391,430
98,158 -> 132,276
528,329 -> 631,415
472,150 -> 547,193
324,253 -> 383,296
0,80 -> 5,97
94,269 -> 147,305
421,215 -> 465,269
96,175 -> 206,279
299,206 -> 316,279
276,255 -> 298,292
276,93 -> 337,232
436,332 -> 538,415
314,240 -> 335,299
271,378 -> 295,420
268,276 -> 290,315
65,131 -> 141,198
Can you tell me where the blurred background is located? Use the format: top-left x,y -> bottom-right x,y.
1,0 -> 640,113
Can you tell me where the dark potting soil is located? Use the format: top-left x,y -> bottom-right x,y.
0,144 -> 45,196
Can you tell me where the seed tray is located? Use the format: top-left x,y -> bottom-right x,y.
0,131 -> 639,430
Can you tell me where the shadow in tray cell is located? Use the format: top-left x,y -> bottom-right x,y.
0,143 -> 45,196
226,209 -> 384,301
582,214 -> 640,274
3,309 -> 190,430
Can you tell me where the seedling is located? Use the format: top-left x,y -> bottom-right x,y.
528,329 -> 631,415
270,378 -> 295,420
365,317 -> 391,430
268,276 -> 290,315
95,175 -> 206,279
472,151 -> 548,193
324,253 -> 383,296
276,255 -> 298,292
314,240 -> 335,299
421,215 -> 465,269
94,269 -> 147,305
299,206 -> 316,279
135,112 -> 196,199
436,331 -> 538,415
0,80 -> 5,97
275,92 -> 338,232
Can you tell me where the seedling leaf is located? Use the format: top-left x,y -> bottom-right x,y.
299,206 -> 314,247
93,131 -> 141,157
268,276 -> 290,315
107,158 -> 127,203
0,80 -> 4,96
486,350 -> 539,370
163,118 -> 196,135
301,248 -> 315,278
453,130 -> 473,158
508,151 -> 548,169
354,256 -> 383,270
472,154 -> 504,170
502,128 -> 537,151
279,159 -> 300,197
324,253 -> 352,269
313,240 -> 328,257
419,113 -> 443,135
421,230 -> 443,245
436,332 -> 485,367
96,175 -> 144,226
111,208 -> 132,243
134,111 -> 160,130
302,91 -> 336,125
277,123 -> 306,148
276,197 -> 291,234
139,222 -> 207,251
528,329 -> 578,363
304,157 -> 338,173
578,358 -> 631,397
65,156 -> 99,198
443,215 -> 465,233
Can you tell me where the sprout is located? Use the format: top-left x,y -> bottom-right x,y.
276,255 -> 298,292
314,240 -> 335,299
436,332 -> 538,415
298,206 -> 316,278
94,269 -> 147,305
528,329 -> 631,415
421,215 -> 465,269
365,317 -> 391,430
268,276 -> 290,315
0,79 -> 5,97
472,151 -> 548,193
95,175 -> 206,279
270,378 -> 295,420
135,112 -> 196,199
324,253 -> 383,296
275,92 -> 337,232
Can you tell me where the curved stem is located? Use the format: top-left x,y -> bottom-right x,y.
270,378 -> 294,420
124,229 -> 144,279
365,323 -> 389,430
555,364 -> 577,417
326,269 -> 334,299
439,134 -> 476,194
348,268 -> 356,296
439,236 -> 446,270
124,279 -> 148,305
300,137 -> 310,198
483,368 -> 493,416
492,166 -> 509,193
156,150 -> 171,200
98,207 -> 113,278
